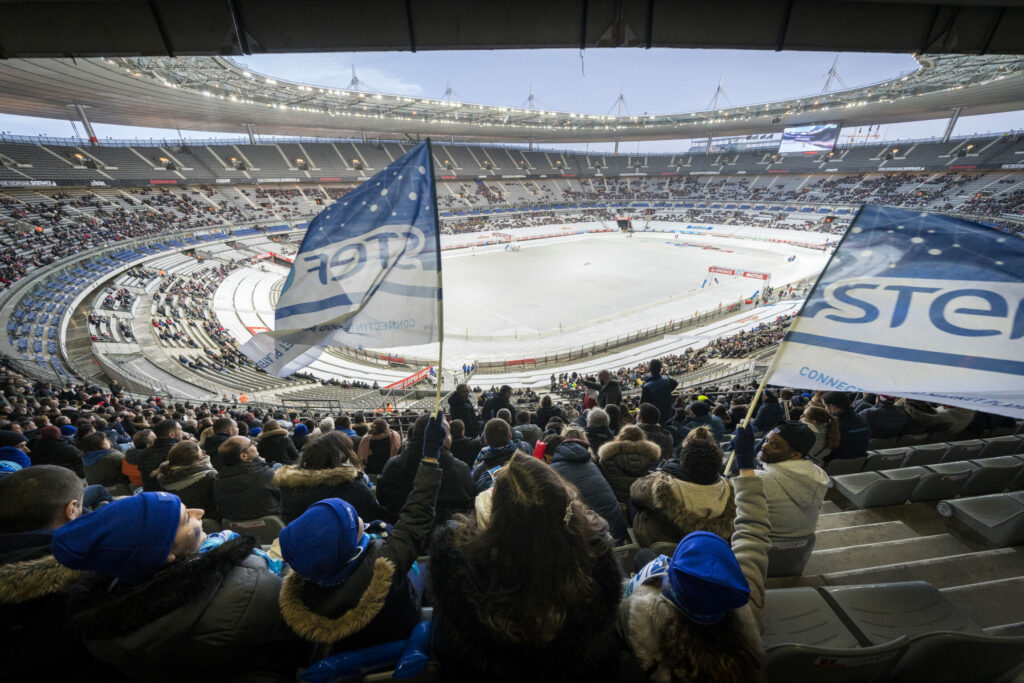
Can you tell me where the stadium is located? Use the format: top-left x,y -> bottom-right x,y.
1,2 -> 1024,681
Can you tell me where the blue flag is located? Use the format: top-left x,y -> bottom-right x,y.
766,205 -> 1024,418
241,141 -> 440,377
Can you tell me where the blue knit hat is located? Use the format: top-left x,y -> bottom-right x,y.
293,423 -> 308,436
60,425 -> 78,438
249,427 -> 262,437
0,446 -> 30,469
279,498 -> 365,586
52,492 -> 182,583
662,531 -> 750,624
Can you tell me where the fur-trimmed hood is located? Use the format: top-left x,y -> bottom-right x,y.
279,556 -> 396,643
69,536 -> 256,639
598,439 -> 661,473
273,464 -> 360,489
631,472 -> 736,540
258,427 -> 290,440
0,553 -> 84,604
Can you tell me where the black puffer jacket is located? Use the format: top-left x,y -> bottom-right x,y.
256,428 -> 300,466
448,393 -> 480,437
27,437 -> 84,477
140,437 -> 179,491
155,457 -> 219,520
550,440 -> 628,544
377,437 -> 475,526
273,463 -> 385,524
213,460 -> 281,521
66,536 -> 302,682
279,462 -> 441,655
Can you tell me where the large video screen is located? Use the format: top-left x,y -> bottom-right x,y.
778,122 -> 840,154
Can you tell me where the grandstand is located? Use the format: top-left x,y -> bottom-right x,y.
2,10 -> 1024,682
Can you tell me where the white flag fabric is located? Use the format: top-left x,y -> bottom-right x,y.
766,205 -> 1024,418
241,141 -> 440,377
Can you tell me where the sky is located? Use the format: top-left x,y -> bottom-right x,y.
1,48 -> 1022,153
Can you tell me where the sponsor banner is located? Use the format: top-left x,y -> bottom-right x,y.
215,178 -> 232,184
89,180 -> 107,187
384,366 -> 432,390
709,266 -> 736,276
767,205 -> 1024,419
742,270 -> 771,280
0,180 -> 56,187
319,177 -> 342,182
256,177 -> 302,183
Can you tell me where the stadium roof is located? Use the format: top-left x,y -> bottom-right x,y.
0,53 -> 1023,143
2,1 -> 1024,57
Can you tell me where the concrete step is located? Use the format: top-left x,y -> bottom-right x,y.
817,509 -> 899,531
814,521 -> 918,551
804,533 -> 969,576
819,500 -> 843,515
942,577 -> 1024,629
822,547 -> 1024,589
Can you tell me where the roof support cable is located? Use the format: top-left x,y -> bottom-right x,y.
149,1 -> 175,57
775,0 -> 794,52
226,0 -> 251,56
980,6 -> 1006,56
405,0 -> 417,53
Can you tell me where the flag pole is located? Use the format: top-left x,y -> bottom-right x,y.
723,204 -> 866,473
427,139 -> 445,418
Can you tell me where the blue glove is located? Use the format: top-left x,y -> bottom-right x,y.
423,411 -> 446,461
732,423 -> 756,470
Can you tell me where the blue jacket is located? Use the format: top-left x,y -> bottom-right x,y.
683,414 -> 725,443
640,375 -> 679,426
753,402 -> 786,433
549,440 -> 627,543
828,410 -> 871,462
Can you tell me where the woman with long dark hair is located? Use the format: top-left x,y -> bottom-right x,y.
429,453 -> 623,682
273,431 -> 383,523
356,418 -> 401,475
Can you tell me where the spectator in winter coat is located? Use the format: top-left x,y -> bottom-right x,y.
256,420 -> 300,466
356,418 -> 401,475
203,417 -> 238,470
470,418 -> 533,491
52,492 -> 302,681
155,440 -> 219,520
278,415 -> 443,656
800,406 -> 840,465
683,401 -> 726,444
856,395 -> 907,439
79,432 -> 130,495
482,385 -> 515,421
214,436 -> 281,521
291,423 -> 309,452
123,428 -> 154,488
448,383 -> 480,437
630,439 -> 736,547
141,420 -> 182,491
637,404 -> 675,461
640,359 -> 679,426
0,466 -> 103,680
448,419 -> 481,468
617,424 -> 768,683
752,391 -> 786,433
26,424 -> 84,477
515,410 -> 543,447
429,453 -> 623,683
535,394 -> 564,430
549,427 -> 628,544
756,423 -> 828,540
597,425 -> 662,505
580,369 -> 622,408
273,431 -> 384,524
898,398 -> 953,435
823,392 -> 871,463
377,414 -> 475,527
583,407 -> 616,457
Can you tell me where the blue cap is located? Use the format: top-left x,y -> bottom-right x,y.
52,492 -> 182,583
60,425 -> 78,438
661,531 -> 750,624
279,498 -> 364,586
293,423 -> 308,436
249,427 -> 262,437
0,446 -> 30,469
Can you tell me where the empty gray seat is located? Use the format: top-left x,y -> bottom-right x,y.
832,468 -> 924,508
942,439 -> 986,463
868,437 -> 898,451
960,456 -> 1024,497
763,639 -> 906,683
909,461 -> 973,502
901,442 -> 949,467
897,432 -> 931,447
823,581 -> 984,643
864,448 -> 911,471
1011,457 -> 1024,491
762,587 -> 859,649
222,515 -> 286,545
978,435 -> 1024,459
938,492 -> 1024,547
888,631 -> 1024,683
767,534 -> 816,578
824,456 -> 865,476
